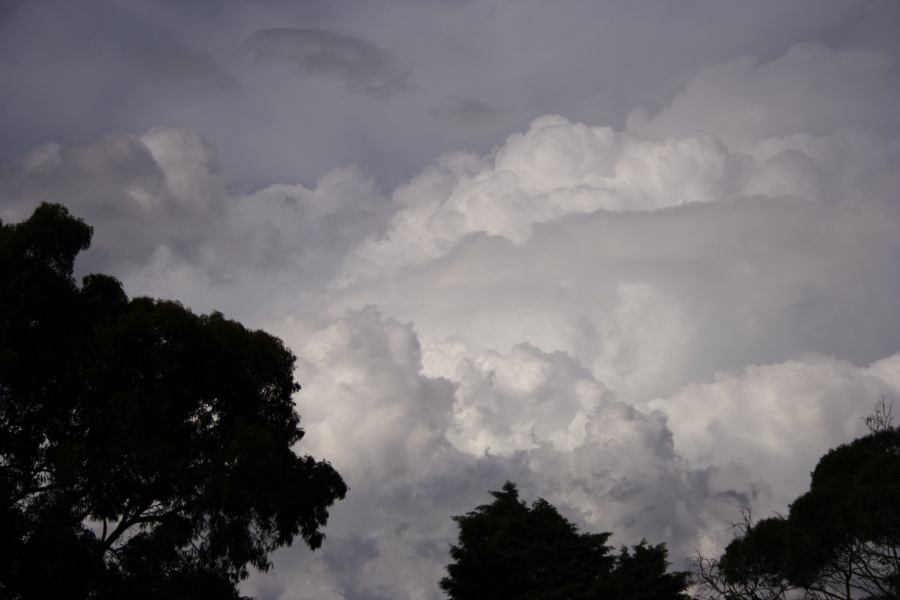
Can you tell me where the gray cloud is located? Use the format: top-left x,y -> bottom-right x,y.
240,27 -> 411,96
430,95 -> 506,128
6,0 -> 895,189
0,127 -> 226,274
628,42 -> 900,145
131,45 -> 238,94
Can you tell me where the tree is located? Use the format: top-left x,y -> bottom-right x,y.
694,407 -> 900,600
440,482 -> 690,600
605,541 -> 694,600
0,204 -> 347,599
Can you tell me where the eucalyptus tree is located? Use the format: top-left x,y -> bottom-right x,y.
1,204 -> 347,599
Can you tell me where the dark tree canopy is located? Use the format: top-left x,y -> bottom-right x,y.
440,482 -> 690,600
695,414 -> 900,600
0,204 -> 347,599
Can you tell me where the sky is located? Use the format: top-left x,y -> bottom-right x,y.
2,0 -> 900,598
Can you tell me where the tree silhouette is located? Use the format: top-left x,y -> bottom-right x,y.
0,204 -> 347,599
694,409 -> 900,600
440,482 -> 690,600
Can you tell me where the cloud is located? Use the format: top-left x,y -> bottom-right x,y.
4,14 -> 900,598
243,308 -> 502,600
238,39 -> 900,595
0,127 -> 225,271
332,191 -> 900,405
120,163 -> 393,322
339,105 -> 899,284
649,352 -> 900,512
420,336 -> 746,558
239,308 -> 758,598
429,95 -> 505,128
235,302 -> 900,599
131,44 -> 237,94
0,127 -> 395,321
3,1 -> 894,190
628,43 -> 900,146
240,28 -> 410,96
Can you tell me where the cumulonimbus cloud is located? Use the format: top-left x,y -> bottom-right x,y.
2,34 -> 900,600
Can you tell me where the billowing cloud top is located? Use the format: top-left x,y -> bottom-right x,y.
2,1 -> 900,599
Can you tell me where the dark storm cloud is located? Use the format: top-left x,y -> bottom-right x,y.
241,28 -> 411,95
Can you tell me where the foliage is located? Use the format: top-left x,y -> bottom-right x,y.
694,408 -> 900,600
440,482 -> 690,600
0,204 -> 347,599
